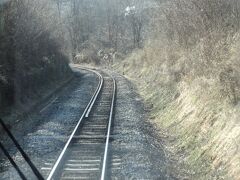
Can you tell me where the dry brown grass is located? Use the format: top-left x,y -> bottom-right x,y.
113,0 -> 240,179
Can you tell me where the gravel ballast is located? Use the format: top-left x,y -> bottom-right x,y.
0,68 -> 168,179
110,72 -> 168,179
0,68 -> 98,179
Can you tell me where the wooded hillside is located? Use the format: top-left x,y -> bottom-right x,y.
0,0 -> 72,113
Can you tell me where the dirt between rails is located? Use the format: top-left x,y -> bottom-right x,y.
0,67 -> 169,179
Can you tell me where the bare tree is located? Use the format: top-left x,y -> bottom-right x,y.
125,5 -> 143,48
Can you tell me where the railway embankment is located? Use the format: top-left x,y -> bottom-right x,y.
113,48 -> 240,179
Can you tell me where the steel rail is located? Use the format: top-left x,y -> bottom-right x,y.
47,67 -> 103,180
100,74 -> 116,180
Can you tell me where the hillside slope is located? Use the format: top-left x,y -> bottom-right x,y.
113,0 -> 240,178
0,1 -> 72,115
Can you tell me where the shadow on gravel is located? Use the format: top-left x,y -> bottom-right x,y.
0,69 -> 98,179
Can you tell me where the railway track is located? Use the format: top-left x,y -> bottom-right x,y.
42,67 -> 117,180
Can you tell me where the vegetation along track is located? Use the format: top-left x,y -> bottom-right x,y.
42,66 -> 117,180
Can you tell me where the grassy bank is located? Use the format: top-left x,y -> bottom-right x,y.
113,8 -> 240,177
113,46 -> 240,179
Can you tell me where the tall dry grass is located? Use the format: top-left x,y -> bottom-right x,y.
114,0 -> 240,178
146,0 -> 240,104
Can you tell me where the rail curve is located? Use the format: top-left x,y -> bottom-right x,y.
47,66 -> 116,180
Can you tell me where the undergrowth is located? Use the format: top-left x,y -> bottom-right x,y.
113,0 -> 240,179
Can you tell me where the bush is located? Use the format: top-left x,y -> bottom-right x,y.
150,0 -> 240,104
0,0 -> 72,111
